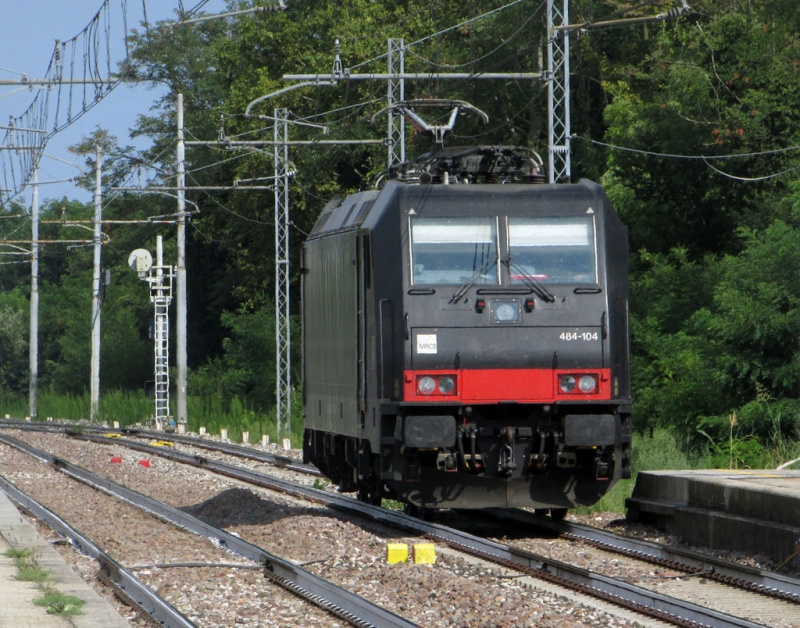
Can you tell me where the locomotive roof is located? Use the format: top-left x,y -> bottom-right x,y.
306,179 -> 613,240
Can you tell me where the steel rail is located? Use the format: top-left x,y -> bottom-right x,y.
0,420 -> 321,476
0,475 -> 199,628
0,421 -> 798,627
54,432 -> 767,628
487,508 -> 800,603
116,426 -> 322,476
0,433 -> 418,628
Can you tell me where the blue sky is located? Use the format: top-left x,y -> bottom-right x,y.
0,0 -> 228,205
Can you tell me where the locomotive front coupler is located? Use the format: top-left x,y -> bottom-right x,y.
497,426 -> 517,476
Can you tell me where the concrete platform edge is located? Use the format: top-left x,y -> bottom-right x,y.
627,470 -> 800,571
0,489 -> 131,628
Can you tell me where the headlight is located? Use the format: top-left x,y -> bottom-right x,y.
578,375 -> 597,393
418,376 -> 436,395
558,372 -> 600,395
493,300 -> 520,323
438,376 -> 455,394
559,375 -> 576,393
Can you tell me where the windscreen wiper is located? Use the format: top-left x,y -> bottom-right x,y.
502,257 -> 556,303
449,257 -> 497,304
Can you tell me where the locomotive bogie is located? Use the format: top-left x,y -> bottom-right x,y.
302,178 -> 632,511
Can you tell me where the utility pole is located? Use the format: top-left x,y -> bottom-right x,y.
176,94 -> 188,429
547,0 -> 571,183
90,146 -> 103,422
28,159 -> 39,420
387,39 -> 406,169
16,150 -> 93,421
274,108 -> 291,440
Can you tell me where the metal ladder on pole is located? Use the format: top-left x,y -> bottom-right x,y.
148,236 -> 174,430
153,297 -> 170,425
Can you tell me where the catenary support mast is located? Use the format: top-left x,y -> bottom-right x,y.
176,94 -> 188,428
274,108 -> 291,440
90,147 -> 103,421
547,0 -> 571,183
28,160 -> 39,420
387,39 -> 406,169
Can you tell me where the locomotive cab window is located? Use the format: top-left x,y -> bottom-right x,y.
507,216 -> 597,284
410,216 -> 499,285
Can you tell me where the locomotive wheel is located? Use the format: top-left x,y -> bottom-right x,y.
357,484 -> 383,506
356,443 -> 382,506
403,502 -> 430,520
534,508 -> 568,520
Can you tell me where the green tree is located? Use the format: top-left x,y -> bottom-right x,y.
0,290 -> 29,393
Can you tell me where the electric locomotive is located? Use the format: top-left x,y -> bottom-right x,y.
302,106 -> 631,514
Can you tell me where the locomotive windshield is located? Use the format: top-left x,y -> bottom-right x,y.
409,214 -> 597,285
508,215 -> 597,284
410,216 -> 499,285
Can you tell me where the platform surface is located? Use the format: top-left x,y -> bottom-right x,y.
627,469 -> 800,569
0,490 -> 130,628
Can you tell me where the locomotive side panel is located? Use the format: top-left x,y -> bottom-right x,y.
303,231 -> 359,437
602,198 -> 632,401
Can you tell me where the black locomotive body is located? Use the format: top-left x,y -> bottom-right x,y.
302,174 -> 632,511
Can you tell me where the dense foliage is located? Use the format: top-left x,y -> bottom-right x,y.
3,0 -> 800,464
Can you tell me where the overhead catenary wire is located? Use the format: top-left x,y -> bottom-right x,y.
572,135 -> 800,161
572,135 -> 800,181
347,0 -> 529,73
0,0 -> 289,203
404,3 -> 544,70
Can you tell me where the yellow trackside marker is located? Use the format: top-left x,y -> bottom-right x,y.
386,543 -> 409,564
413,543 -> 436,564
149,440 -> 175,448
103,433 -> 121,438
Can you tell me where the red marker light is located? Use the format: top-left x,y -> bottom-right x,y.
524,298 -> 535,312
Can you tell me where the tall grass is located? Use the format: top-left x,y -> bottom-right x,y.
575,428 -> 697,515
0,389 -> 304,446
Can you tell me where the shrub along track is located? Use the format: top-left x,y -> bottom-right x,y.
2,422 -> 796,627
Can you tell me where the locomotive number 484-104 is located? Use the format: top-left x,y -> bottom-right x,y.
559,331 -> 599,341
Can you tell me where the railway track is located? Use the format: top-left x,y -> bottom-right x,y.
487,508 -> 800,602
0,474 -> 197,627
58,421 -> 800,605
2,420 -> 796,627
0,431 -> 417,628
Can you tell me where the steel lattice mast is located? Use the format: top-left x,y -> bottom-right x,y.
274,108 -> 292,440
387,39 -> 406,170
547,0 -> 571,183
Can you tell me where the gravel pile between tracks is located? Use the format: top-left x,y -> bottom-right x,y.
3,428 -> 645,628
